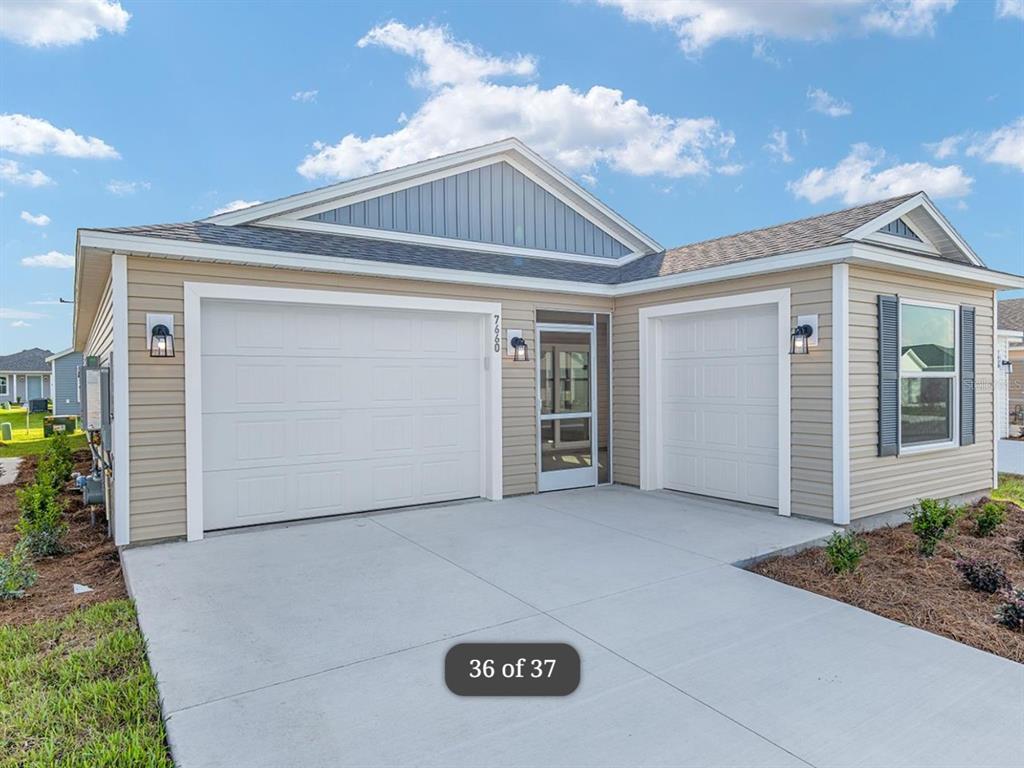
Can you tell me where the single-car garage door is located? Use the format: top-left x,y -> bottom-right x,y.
659,304 -> 779,507
200,299 -> 484,531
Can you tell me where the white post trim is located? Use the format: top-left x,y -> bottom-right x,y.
182,282 -> 504,541
832,264 -> 851,524
638,288 -> 792,516
111,252 -> 131,546
993,290 -> 999,489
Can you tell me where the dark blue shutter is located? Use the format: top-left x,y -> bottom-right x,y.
960,306 -> 975,446
878,295 -> 900,456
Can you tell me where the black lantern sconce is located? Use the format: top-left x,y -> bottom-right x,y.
1000,359 -> 1014,374
147,314 -> 176,358
790,324 -> 813,355
510,336 -> 529,362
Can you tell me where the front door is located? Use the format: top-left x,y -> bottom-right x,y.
538,325 -> 597,491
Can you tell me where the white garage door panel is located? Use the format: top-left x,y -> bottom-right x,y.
201,300 -> 484,531
660,304 -> 779,508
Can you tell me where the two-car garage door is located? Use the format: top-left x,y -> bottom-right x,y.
658,304 -> 780,508
200,300 -> 484,531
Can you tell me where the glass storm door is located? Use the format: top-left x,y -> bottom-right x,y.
538,325 -> 598,491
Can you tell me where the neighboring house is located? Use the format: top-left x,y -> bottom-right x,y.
997,298 -> 1024,437
71,138 -> 1024,546
0,348 -> 53,405
46,348 -> 84,418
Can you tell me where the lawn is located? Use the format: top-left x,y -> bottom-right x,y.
993,473 -> 1024,508
0,408 -> 87,458
0,600 -> 171,767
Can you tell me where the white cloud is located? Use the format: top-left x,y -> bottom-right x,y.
10,320 -> 31,328
595,0 -> 956,54
358,22 -> 537,88
997,0 -> 1024,19
716,163 -> 744,175
299,22 -> 736,182
291,90 -> 318,103
788,143 -> 973,204
924,134 -> 963,159
0,0 -> 129,47
20,211 -> 50,226
0,114 -> 119,158
0,158 -> 53,187
0,308 -> 45,320
212,199 -> 263,215
807,87 -> 852,117
764,129 -> 793,163
106,179 -> 150,195
966,117 -> 1024,172
21,250 -> 75,268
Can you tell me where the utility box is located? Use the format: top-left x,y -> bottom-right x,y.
44,416 -> 78,437
0,423 -> 11,442
28,398 -> 49,414
79,364 -> 111,444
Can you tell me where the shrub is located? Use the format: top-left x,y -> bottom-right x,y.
824,530 -> 868,574
0,541 -> 37,599
38,432 -> 74,488
906,498 -> 961,557
994,589 -> 1024,631
955,557 -> 1011,594
972,502 -> 1006,537
15,481 -> 66,557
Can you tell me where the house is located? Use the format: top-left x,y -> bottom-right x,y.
997,298 -> 1024,437
0,348 -> 53,406
71,138 -> 1024,546
46,348 -> 84,418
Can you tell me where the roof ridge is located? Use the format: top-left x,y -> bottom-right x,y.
664,192 -> 918,254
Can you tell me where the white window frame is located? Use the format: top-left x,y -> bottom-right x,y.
898,298 -> 959,455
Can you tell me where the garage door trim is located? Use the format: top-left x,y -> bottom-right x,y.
638,288 -> 791,516
183,282 -> 503,541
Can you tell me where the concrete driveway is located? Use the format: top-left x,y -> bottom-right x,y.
123,487 -> 1024,768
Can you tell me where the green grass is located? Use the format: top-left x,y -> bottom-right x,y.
0,600 -> 171,767
993,473 -> 1024,508
0,408 -> 87,458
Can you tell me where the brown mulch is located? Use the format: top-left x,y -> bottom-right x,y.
0,450 -> 126,626
751,500 -> 1024,664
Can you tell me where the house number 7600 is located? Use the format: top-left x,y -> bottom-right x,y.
493,314 -> 501,353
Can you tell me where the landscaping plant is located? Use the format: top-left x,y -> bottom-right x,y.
15,479 -> 67,557
906,498 -> 961,556
954,557 -> 1011,594
994,588 -> 1024,631
971,501 -> 1006,537
0,540 -> 38,599
824,530 -> 868,574
36,431 -> 74,490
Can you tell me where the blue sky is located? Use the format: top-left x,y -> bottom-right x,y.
1,0 -> 1022,355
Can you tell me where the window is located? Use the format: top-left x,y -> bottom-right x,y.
899,302 -> 957,448
0,376 -> 7,396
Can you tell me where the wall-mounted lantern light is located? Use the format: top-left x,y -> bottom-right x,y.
1000,359 -> 1014,374
147,313 -> 176,358
510,336 -> 529,362
790,324 -> 813,355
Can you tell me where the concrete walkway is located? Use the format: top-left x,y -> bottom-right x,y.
123,487 -> 1024,768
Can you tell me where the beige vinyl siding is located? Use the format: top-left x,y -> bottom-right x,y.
125,255 -> 611,542
1009,348 -> 1024,419
612,267 -> 834,520
848,265 -> 994,519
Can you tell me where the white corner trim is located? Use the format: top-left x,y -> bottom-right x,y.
182,282 -> 504,542
111,252 -> 131,546
993,290 -> 1000,489
638,288 -> 792,516
832,264 -> 851,525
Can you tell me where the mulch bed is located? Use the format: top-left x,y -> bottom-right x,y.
751,500 -> 1024,664
0,450 -> 126,626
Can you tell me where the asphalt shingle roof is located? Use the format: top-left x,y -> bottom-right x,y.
0,348 -> 53,372
89,193 -> 977,286
999,298 -> 1024,332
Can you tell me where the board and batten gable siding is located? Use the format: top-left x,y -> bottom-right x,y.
123,255 -> 612,542
52,352 -> 84,417
612,267 -> 835,520
305,161 -> 633,260
848,265 -> 994,519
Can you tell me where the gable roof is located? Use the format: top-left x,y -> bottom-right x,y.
1000,298 -> 1024,332
0,348 -> 53,372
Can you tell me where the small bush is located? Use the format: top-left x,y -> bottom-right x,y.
824,530 -> 868,574
906,498 -> 961,557
971,502 -> 1006,537
37,432 -> 74,488
955,557 -> 1011,594
0,541 -> 37,599
15,481 -> 67,557
994,588 -> 1024,631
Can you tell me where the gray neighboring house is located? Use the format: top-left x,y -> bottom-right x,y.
0,347 -> 53,405
47,348 -> 84,417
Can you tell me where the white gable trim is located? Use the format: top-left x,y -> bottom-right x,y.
204,138 -> 662,257
844,193 -> 983,266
